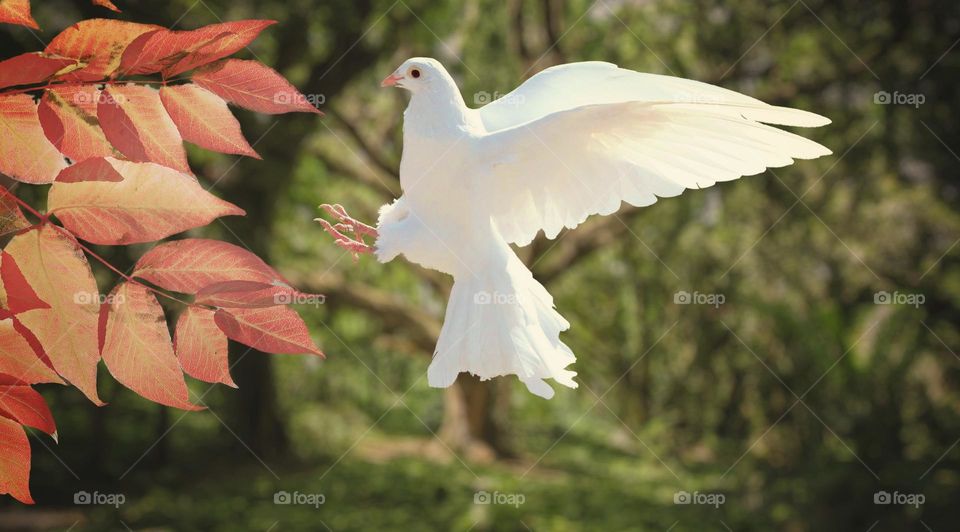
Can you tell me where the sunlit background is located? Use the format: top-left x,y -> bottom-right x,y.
1,0 -> 959,530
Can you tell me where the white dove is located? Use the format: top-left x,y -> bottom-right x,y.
318,57 -> 831,399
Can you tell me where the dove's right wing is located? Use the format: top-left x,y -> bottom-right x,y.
476,99 -> 831,246
477,62 -> 829,134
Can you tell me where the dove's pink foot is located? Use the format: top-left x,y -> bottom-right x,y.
315,204 -> 378,260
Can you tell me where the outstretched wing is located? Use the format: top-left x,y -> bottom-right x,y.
475,64 -> 831,246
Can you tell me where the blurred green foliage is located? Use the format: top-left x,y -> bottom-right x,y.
1,0 -> 959,530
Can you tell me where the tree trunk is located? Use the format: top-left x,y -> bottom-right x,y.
439,375 -> 514,461
230,351 -> 289,457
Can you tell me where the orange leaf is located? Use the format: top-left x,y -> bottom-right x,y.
0,0 -> 37,29
0,53 -> 76,90
47,157 -> 244,245
192,59 -> 322,115
133,239 -> 287,294
0,417 -> 32,504
121,20 -> 275,77
160,84 -> 259,158
91,0 -> 120,12
214,306 -> 323,356
101,282 -> 200,410
4,226 -> 102,404
164,20 -> 276,77
196,280 -> 299,308
38,87 -> 117,163
54,157 -> 123,183
0,251 -> 48,314
0,94 -> 68,184
0,320 -> 62,385
0,185 -> 30,238
45,19 -> 159,81
98,85 -> 189,173
0,384 -> 56,435
174,306 -> 234,387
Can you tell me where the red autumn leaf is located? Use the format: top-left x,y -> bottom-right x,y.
0,94 -> 69,184
11,319 -> 57,376
160,84 -> 259,158
4,226 -> 103,404
54,157 -> 123,183
97,85 -> 189,173
92,0 -> 120,12
0,0 -> 36,29
163,20 -> 277,77
133,239 -> 287,294
45,19 -> 159,81
47,158 -> 243,245
96,300 -> 108,354
0,252 -> 49,314
0,385 -> 56,435
195,280 -> 298,308
0,53 -> 76,90
38,87 -> 117,163
0,320 -> 62,385
101,282 -> 200,410
174,306 -> 234,387
121,20 -> 275,77
0,417 -> 32,504
0,185 -> 30,238
120,28 -> 212,76
192,59 -> 322,115
214,306 -> 323,356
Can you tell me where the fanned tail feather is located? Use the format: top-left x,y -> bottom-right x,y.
427,251 -> 577,399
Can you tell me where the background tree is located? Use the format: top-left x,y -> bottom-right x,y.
0,0 -> 958,530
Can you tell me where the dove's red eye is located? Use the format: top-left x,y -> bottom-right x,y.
410,69 -> 421,79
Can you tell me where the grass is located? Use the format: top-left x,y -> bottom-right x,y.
71,432 -> 744,532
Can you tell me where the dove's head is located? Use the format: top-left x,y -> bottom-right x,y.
381,57 -> 455,95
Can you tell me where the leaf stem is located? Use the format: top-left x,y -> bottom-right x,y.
0,78 -> 168,98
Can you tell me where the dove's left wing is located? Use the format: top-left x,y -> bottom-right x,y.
476,100 -> 831,246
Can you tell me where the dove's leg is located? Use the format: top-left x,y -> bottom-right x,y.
315,204 -> 378,259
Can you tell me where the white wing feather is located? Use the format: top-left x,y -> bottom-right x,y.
475,63 -> 831,246
479,61 -> 830,132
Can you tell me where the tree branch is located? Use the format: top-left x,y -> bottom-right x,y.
327,107 -> 401,185
291,271 -> 442,354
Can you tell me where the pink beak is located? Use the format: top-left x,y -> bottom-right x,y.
381,73 -> 402,87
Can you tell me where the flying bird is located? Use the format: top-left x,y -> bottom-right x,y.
317,58 -> 831,399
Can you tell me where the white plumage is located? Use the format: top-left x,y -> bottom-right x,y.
365,58 -> 830,399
